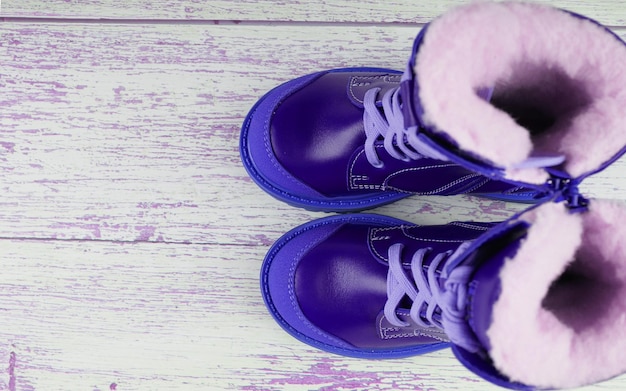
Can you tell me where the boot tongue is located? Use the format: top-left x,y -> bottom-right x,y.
464,225 -> 528,350
444,222 -> 532,390
476,86 -> 566,170
476,86 -> 494,102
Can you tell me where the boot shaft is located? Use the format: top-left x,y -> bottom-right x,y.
448,200 -> 626,389
401,2 -> 626,196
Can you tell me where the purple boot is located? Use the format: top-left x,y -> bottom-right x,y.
240,2 -> 626,211
261,199 -> 626,389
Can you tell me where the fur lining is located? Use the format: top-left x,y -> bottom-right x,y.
416,2 -> 626,183
487,200 -> 626,388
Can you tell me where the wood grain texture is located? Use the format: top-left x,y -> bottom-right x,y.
0,0 -> 624,25
1,1 -> 626,390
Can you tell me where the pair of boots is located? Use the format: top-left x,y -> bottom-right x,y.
239,2 -> 626,389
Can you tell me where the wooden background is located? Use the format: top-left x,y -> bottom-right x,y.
1,0 -> 626,390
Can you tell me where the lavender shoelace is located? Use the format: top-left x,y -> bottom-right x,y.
362,86 -> 449,168
383,242 -> 482,352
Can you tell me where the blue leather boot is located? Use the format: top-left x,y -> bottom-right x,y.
262,199 -> 626,389
240,2 -> 626,212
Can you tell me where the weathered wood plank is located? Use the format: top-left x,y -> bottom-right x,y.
0,239 -> 622,390
1,0 -> 625,26
0,22 -> 414,245
1,22 -> 626,244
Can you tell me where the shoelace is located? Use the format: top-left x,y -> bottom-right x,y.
383,243 -> 451,329
383,241 -> 489,352
362,87 -> 447,168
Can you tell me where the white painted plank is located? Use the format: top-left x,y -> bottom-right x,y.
1,22 -> 626,244
1,0 -> 625,26
0,239 -> 623,391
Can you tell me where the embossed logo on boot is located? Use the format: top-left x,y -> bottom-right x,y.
376,310 -> 449,343
348,73 -> 402,107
